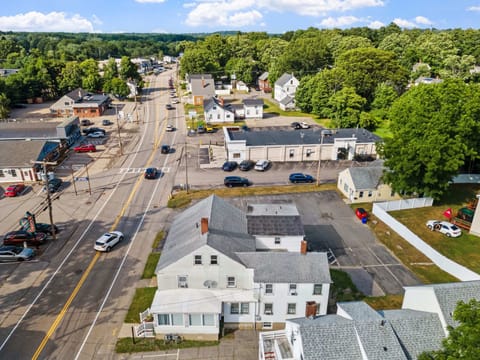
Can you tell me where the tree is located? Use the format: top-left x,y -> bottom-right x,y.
178,47 -> 220,79
419,299 -> 480,359
225,57 -> 255,84
80,59 -> 102,92
102,58 -> 118,82
329,35 -> 373,60
59,61 -> 82,93
0,93 -> 10,119
381,79 -> 480,199
119,56 -> 140,82
105,78 -> 130,98
326,86 -> 366,128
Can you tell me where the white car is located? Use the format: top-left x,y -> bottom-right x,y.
172,99 -> 180,104
87,131 -> 105,138
426,220 -> 462,237
254,159 -> 270,171
299,122 -> 310,129
166,124 -> 175,132
94,231 -> 124,252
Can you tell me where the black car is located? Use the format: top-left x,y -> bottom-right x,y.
289,173 -> 315,183
165,104 -> 174,110
144,167 -> 158,179
82,127 -> 106,135
3,230 -> 47,246
239,160 -> 255,171
222,161 -> 238,172
43,178 -> 63,193
161,145 -> 171,154
291,122 -> 301,129
102,119 -> 112,126
224,176 -> 250,187
32,223 -> 59,236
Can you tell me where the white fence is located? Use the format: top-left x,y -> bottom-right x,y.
373,199 -> 480,281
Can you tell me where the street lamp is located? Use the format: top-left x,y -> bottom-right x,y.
316,130 -> 328,186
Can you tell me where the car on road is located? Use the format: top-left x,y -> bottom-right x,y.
81,119 -> 92,126
82,127 -> 106,135
5,183 -> 26,197
3,230 -> 47,246
94,231 -> 124,252
0,246 -> 35,262
222,161 -> 238,172
355,208 -> 368,221
172,99 -> 180,104
144,167 -> 158,179
254,159 -> 270,171
239,160 -> 255,171
166,124 -> 175,132
43,178 -> 63,193
426,220 -> 462,237
224,176 -> 250,187
165,104 -> 174,110
87,131 -> 105,138
102,119 -> 112,126
74,144 -> 96,153
161,145 -> 171,154
289,173 -> 314,183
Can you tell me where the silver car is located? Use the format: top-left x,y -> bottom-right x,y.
94,231 -> 124,252
0,246 -> 35,262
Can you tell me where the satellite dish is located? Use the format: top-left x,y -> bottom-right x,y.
203,280 -> 212,288
210,281 -> 218,288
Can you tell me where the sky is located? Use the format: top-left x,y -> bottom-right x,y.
0,1 -> 479,34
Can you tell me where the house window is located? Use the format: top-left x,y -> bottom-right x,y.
172,314 -> 183,325
11,169 -> 17,177
178,275 -> 188,288
264,303 -> 273,315
391,190 -> 395,197
316,303 -> 321,315
213,106 -> 217,110
227,276 -> 236,288
274,237 -> 281,245
287,303 -> 296,315
289,149 -> 294,158
203,314 -> 215,326
306,149 -> 312,157
233,153 -> 241,158
265,284 -> 273,295
231,303 -> 239,314
194,255 -> 202,265
313,284 -> 322,295
210,255 -> 218,265
289,284 -> 297,296
217,114 -> 220,120
241,303 -> 250,314
262,322 -> 273,329
157,314 -> 170,326
246,110 -> 250,115
368,191 -> 373,197
0,170 -> 4,177
344,183 -> 349,192
359,191 -> 364,198
189,314 -> 202,326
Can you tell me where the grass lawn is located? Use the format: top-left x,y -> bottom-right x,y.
142,253 -> 161,279
124,287 -> 157,323
262,98 -> 315,118
116,337 -> 219,353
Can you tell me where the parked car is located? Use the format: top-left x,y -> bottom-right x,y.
81,119 -> 92,126
222,161 -> 238,172
161,145 -> 171,154
291,122 -> 301,129
224,176 -> 250,187
87,131 -> 105,138
5,183 -> 26,197
82,127 -> 105,135
289,173 -> 314,183
43,178 -> 63,193
3,230 -> 47,246
239,160 -> 255,171
102,119 -> 112,126
254,160 -> 270,171
166,124 -> 175,132
0,246 -> 35,262
355,208 -> 368,221
74,144 -> 96,153
144,167 -> 158,179
197,125 -> 206,134
206,126 -> 214,133
165,104 -> 174,110
94,231 -> 124,252
426,220 -> 462,237
299,122 -> 310,129
31,223 -> 59,236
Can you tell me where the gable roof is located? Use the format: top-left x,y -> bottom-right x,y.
347,166 -> 385,190
0,140 -> 58,167
157,195 -> 255,271
191,75 -> 215,97
279,95 -> 294,106
236,252 -> 331,283
243,98 -> 264,107
275,73 -> 297,87
258,72 -> 269,81
66,88 -> 88,101
246,202 -> 304,236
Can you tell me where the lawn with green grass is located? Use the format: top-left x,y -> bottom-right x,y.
116,337 -> 219,353
125,287 -> 157,323
142,253 -> 161,279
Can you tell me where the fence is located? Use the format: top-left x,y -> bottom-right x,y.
373,199 -> 480,281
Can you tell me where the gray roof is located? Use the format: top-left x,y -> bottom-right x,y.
279,95 -> 294,106
66,88 -> 88,101
337,301 -> 382,321
347,166 -> 385,190
382,309 -> 444,359
236,252 -> 331,283
258,72 -> 269,81
157,195 -> 255,271
247,202 -> 304,236
243,98 -> 264,106
72,93 -> 109,108
431,280 -> 480,328
228,128 -> 381,146
275,73 -> 296,87
0,140 -> 58,167
188,74 -> 213,81
191,76 -> 215,97
0,121 -> 61,140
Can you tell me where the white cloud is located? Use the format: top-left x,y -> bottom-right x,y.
415,16 -> 432,25
257,0 -> 384,16
134,0 -> 166,3
320,16 -> 362,27
368,20 -> 384,29
467,6 -> 480,12
185,0 -> 262,27
0,11 -> 95,32
92,14 -> 103,26
393,18 -> 416,28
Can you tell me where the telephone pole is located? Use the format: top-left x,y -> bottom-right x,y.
32,160 -> 57,240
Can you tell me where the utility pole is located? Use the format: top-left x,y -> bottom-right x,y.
316,130 -> 327,186
32,160 -> 57,240
184,141 -> 189,194
115,104 -> 124,155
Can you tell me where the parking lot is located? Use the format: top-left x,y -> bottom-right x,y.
227,192 -> 422,296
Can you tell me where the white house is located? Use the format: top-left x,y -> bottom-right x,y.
203,97 -> 235,123
243,98 -> 264,119
259,280 -> 480,360
145,195 -> 331,340
274,73 -> 299,107
337,165 -> 401,204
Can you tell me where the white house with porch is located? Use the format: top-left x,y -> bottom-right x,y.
144,195 -> 331,340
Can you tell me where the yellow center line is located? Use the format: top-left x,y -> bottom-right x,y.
32,80 -> 166,359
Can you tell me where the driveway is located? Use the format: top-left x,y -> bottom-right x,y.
228,191 -> 422,296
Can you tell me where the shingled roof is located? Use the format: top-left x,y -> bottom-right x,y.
246,203 -> 305,236
348,166 -> 385,190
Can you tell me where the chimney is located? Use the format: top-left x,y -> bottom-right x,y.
219,97 -> 224,106
300,240 -> 308,254
201,217 -> 209,235
305,301 -> 317,318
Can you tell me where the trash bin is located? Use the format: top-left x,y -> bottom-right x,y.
362,217 -> 368,224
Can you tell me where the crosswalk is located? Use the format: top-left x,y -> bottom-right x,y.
119,167 -> 170,174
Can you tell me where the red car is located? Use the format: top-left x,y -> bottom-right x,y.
74,144 -> 96,153
4,183 -> 25,197
355,208 -> 368,222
